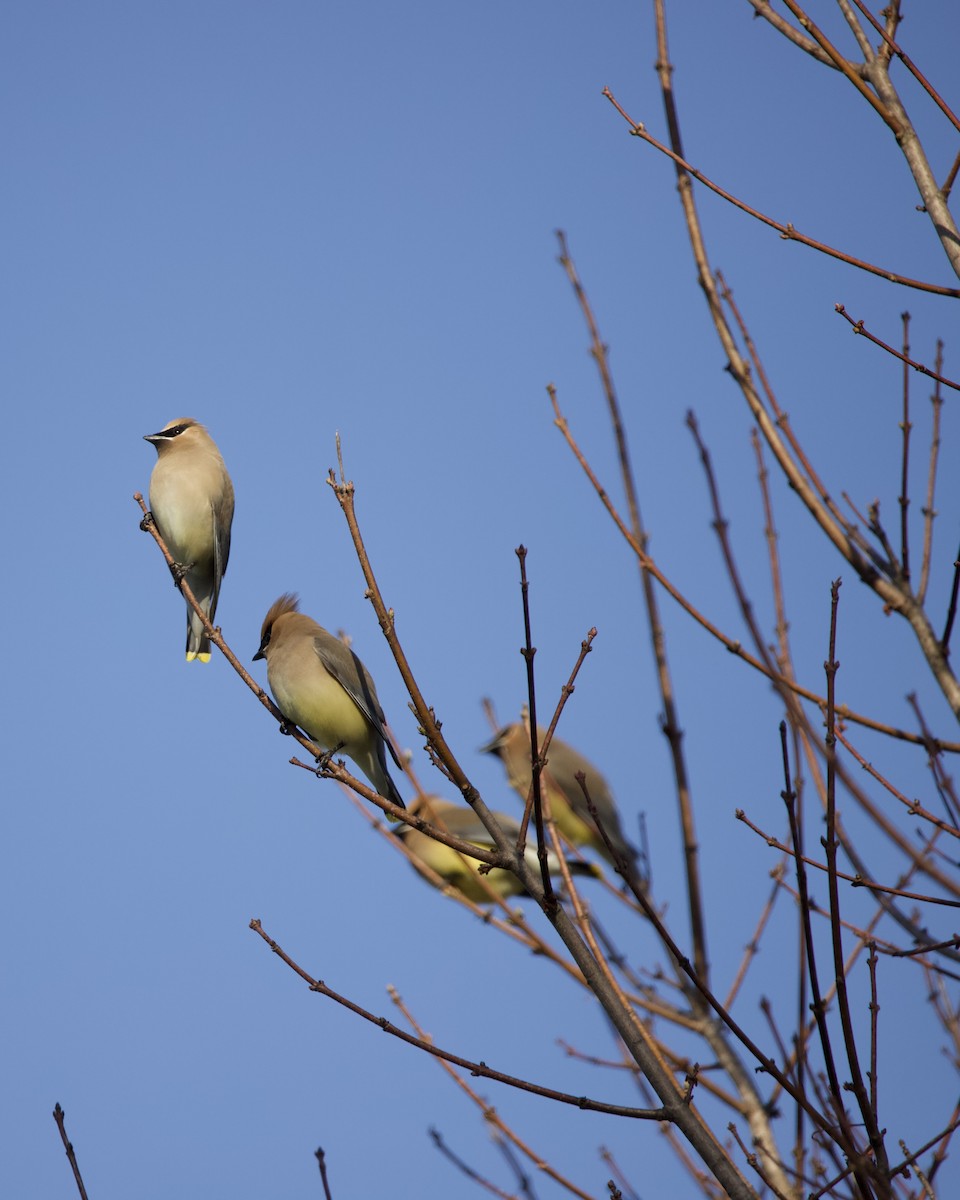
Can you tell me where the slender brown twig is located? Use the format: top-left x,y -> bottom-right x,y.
514,545 -> 555,906
834,727 -> 960,839
736,810 -> 960,908
942,546 -> 960,655
555,232 -> 709,985
727,276 -> 877,569
822,581 -> 890,1174
315,1147 -> 334,1200
546,393 -> 960,753
835,305 -> 960,392
727,1121 -> 794,1200
601,90 -> 958,299
53,1104 -> 89,1200
427,1129 -> 517,1200
846,0 -> 960,134
906,695 -> 960,830
249,919 -> 664,1121
392,991 -> 597,1200
917,346 -> 944,607
777,0 -> 900,132
900,312 -> 912,582
777,724 -> 858,1160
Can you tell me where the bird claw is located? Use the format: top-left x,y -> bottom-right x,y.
167,560 -> 192,587
139,511 -> 155,532
313,742 -> 346,776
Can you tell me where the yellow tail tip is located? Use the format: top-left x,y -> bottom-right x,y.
186,651 -> 212,663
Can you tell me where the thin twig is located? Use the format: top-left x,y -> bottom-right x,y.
942,545 -> 960,655
555,231 -> 709,984
899,312 -> 912,582
393,993 -> 598,1200
778,724 -> 858,1156
822,581 -> 890,1173
736,809 -> 960,908
601,91 -> 958,299
846,0 -> 960,134
906,694 -> 960,830
545,398 -> 960,752
835,305 -> 960,391
315,1147 -> 334,1200
776,0 -> 900,132
917,344 -> 944,607
514,546 -> 556,907
835,727 -> 960,838
726,276 -> 877,568
248,919 -> 663,1119
53,1104 -> 89,1200
723,865 -> 786,1011
428,1129 -> 517,1200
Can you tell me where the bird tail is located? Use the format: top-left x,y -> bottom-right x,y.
185,608 -> 211,662
370,742 -> 406,811
185,579 -> 214,663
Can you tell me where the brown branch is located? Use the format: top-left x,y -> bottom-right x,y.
601,91 -> 958,299
726,278 -> 877,570
555,231 -> 709,986
315,1147 -> 334,1200
399,994 -> 599,1200
249,919 -> 665,1121
776,0 -> 900,132
942,546 -> 960,655
616,9 -> 960,709
900,312 -> 912,582
736,809 -> 960,908
684,414 -> 960,915
834,727 -> 960,839
917,345 -> 945,607
906,694 -> 960,830
777,723 -> 859,1161
53,1104 -> 89,1200
745,0 -> 832,64
322,461 -> 526,876
427,1130 -> 518,1200
835,305 -> 960,392
846,0 -> 960,135
514,545 -> 556,907
726,1121 -> 794,1200
562,729 -> 856,1158
867,944 -> 879,1131
944,149 -> 960,204
544,403 -> 960,752
881,934 -> 960,960
723,864 -> 786,1011
822,581 -> 890,1174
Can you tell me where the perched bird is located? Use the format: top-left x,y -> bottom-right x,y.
144,418 -> 235,663
396,795 -> 600,902
253,594 -> 404,809
481,723 -> 640,878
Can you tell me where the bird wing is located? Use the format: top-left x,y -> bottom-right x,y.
312,635 -> 403,769
213,491 -> 232,583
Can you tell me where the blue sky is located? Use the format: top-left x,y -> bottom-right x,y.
3,3 -> 959,1197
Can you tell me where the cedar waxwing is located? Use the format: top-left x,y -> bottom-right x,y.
253,594 -> 405,810
396,795 -> 600,902
144,418 -> 235,663
481,724 -> 640,877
